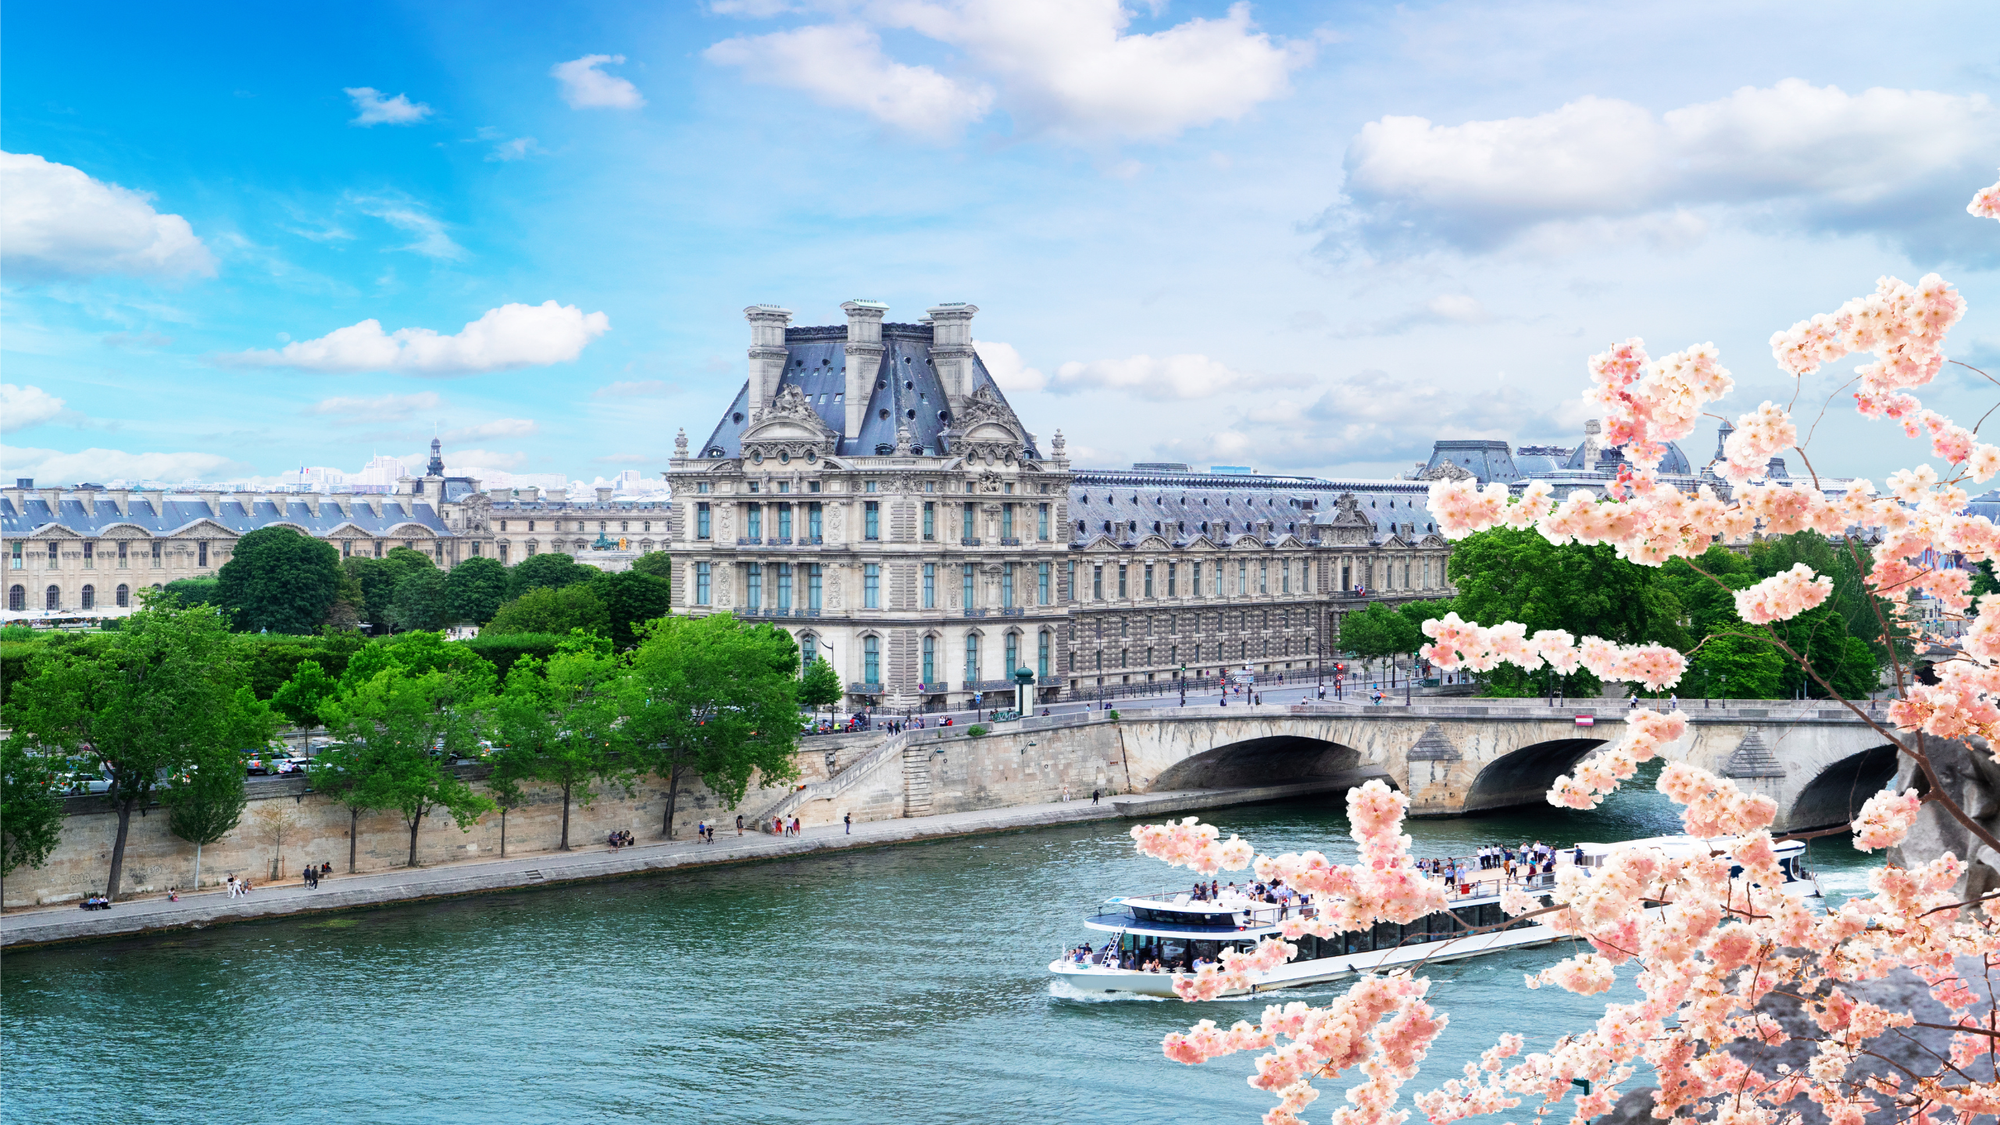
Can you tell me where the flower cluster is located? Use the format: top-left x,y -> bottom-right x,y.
1851,788 -> 1923,852
1770,272 -> 1969,429
1420,611 -> 1686,691
1588,339 -> 1735,472
1130,817 -> 1256,875
1973,170 -> 2000,220
1732,562 -> 1834,624
1718,400 -> 1799,484
1547,707 -> 1687,810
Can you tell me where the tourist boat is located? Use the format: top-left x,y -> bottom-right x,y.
1049,834 -> 1822,998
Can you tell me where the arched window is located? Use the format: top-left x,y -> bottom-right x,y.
116,584 -> 130,608
45,585 -> 59,610
81,585 -> 94,609
964,633 -> 980,683
921,634 -> 936,685
1004,631 -> 1019,676
863,635 -> 880,686
1038,629 -> 1051,678
8,585 -> 23,611
798,632 -> 816,674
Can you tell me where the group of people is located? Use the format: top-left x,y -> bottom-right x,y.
78,893 -> 112,910
226,876 -> 254,897
1416,841 -> 1578,892
772,816 -> 802,836
1066,941 -> 1204,974
607,829 -> 636,850
300,862 -> 330,889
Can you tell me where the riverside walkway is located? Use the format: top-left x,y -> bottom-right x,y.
0,778 -> 1346,949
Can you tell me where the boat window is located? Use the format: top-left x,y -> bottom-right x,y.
1372,920 -> 1401,950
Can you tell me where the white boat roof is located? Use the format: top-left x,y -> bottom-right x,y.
1575,834 -> 1804,857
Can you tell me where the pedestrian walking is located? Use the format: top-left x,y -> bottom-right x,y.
1091,789 -> 1101,804
844,812 -> 852,835
736,814 -> 744,836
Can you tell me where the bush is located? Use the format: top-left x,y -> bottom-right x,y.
965,725 -> 987,738
460,632 -> 566,679
1108,710 -> 1120,722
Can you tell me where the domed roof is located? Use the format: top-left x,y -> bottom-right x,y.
1566,440 -> 1692,476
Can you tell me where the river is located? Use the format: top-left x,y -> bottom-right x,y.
2,774 -> 1884,1125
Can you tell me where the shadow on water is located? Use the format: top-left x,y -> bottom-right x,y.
2,766 -> 1886,1125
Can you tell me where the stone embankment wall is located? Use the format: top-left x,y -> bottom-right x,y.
7,734 -> 885,908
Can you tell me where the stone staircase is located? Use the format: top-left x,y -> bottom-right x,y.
901,744 -> 934,818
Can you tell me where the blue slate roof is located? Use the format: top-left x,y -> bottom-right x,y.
1425,440 -> 1522,484
0,495 -> 451,538
699,323 -> 1039,461
1068,470 -> 1440,548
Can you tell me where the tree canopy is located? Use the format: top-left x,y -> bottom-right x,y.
490,632 -> 632,850
598,569 -> 673,650
443,556 -> 509,625
0,737 -> 64,889
508,552 -> 591,598
629,551 -> 673,582
388,567 -> 448,632
484,583 -> 610,638
217,527 -> 342,634
316,663 -> 495,867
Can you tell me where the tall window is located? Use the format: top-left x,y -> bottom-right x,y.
747,506 -> 762,541
863,636 -> 880,685
1038,630 -> 1051,678
1001,504 -> 1014,540
8,541 -> 19,569
808,564 -> 822,610
1038,503 -> 1049,540
47,542 -> 58,565
1117,564 -> 1128,598
777,564 -> 793,610
963,564 -> 975,609
81,585 -> 95,609
864,501 -> 880,541
1282,560 -> 1290,593
82,542 -> 94,569
864,564 -> 880,609
1001,565 -> 1014,608
962,502 -> 976,541
923,502 -> 935,541
46,585 -> 60,610
964,633 -> 980,682
1213,562 -> 1222,596
1005,632 -> 1019,676
922,635 -> 936,684
1092,565 -> 1103,600
778,505 -> 793,541
696,562 -> 711,605
923,563 -> 936,609
808,503 -> 822,541
1167,562 -> 1176,597
1037,562 -> 1050,606
746,563 -> 762,609
115,584 -> 129,608
7,585 -> 22,610
1143,564 -> 1154,598
198,541 -> 208,567
117,541 -> 128,568
799,634 -> 815,674
1259,560 -> 1268,594
1236,560 -> 1246,595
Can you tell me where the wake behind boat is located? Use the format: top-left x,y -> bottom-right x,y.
1049,834 -> 1821,999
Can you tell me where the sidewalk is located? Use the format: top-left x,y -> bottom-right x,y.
0,778 -> 1360,949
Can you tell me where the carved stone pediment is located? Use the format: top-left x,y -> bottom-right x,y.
743,385 -> 837,465
1323,492 -> 1374,546
1416,460 -> 1475,482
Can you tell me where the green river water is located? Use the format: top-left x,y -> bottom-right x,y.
1,777 -> 1884,1125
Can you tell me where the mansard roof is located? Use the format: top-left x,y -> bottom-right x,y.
699,321 -> 1038,462
1066,469 -> 1442,548
0,495 -> 451,539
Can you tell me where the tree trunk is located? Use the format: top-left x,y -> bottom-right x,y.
559,781 -> 572,851
348,807 -> 358,874
406,809 -> 423,867
661,761 -> 681,839
106,797 -> 136,902
500,807 -> 508,857
193,842 -> 203,892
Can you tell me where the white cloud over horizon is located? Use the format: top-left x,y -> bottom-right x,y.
3,444 -> 243,485
1,384 -> 68,433
0,152 -> 216,281
307,391 -> 443,421
551,55 -> 645,109
442,418 -> 538,441
344,86 -> 433,126
1049,352 -> 1310,399
975,341 -> 1046,393
226,301 -> 611,375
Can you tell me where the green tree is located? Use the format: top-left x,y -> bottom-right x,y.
317,666 -> 495,867
629,551 -> 673,582
799,656 -> 843,720
388,568 -> 448,632
216,527 -> 341,634
597,569 -> 673,650
383,546 -> 438,576
0,737 -> 65,899
443,556 -> 509,625
484,584 -> 611,638
162,576 -> 222,608
490,632 -> 633,850
1684,632 -> 1787,700
4,601 -> 275,899
163,743 -> 249,892
626,614 -> 801,839
271,659 -> 339,747
509,552 -> 591,599
1341,603 -> 1423,660
341,557 -> 399,633
339,631 -> 498,697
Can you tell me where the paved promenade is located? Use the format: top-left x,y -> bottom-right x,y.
0,779 -> 1347,949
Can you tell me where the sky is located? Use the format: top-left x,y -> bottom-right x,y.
4,0 -> 1999,489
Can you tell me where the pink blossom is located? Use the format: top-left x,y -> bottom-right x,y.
1973,170 -> 2000,220
1851,788 -> 1922,852
1733,563 -> 1834,624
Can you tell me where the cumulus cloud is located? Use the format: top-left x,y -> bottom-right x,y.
443,418 -> 539,441
307,391 -> 442,421
351,195 -> 465,260
592,379 -> 680,398
551,55 -> 645,109
706,24 -> 991,140
975,340 -> 1045,393
345,87 -> 433,126
1334,293 -> 1490,338
1049,353 -> 1308,400
705,0 -> 1309,141
3,444 -> 242,484
0,152 -> 215,281
1334,80 -> 2000,261
1,384 -> 67,433
225,301 -> 611,375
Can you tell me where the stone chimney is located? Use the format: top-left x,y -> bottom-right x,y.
1582,419 -> 1603,471
596,487 -> 613,504
198,490 -> 222,517
841,300 -> 888,441
107,489 -> 130,517
927,303 -> 978,407
524,487 -> 541,503
745,305 -> 793,418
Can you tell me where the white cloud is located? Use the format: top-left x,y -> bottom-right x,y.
485,136 -> 542,162
1049,353 -> 1307,400
344,87 -> 433,126
307,391 -> 442,421
1,384 -> 66,432
706,24 -> 991,140
592,379 -> 680,398
550,55 -> 645,110
442,418 -> 539,441
0,152 -> 215,281
705,0 -> 1307,141
226,301 -> 611,375
351,195 -> 465,260
438,447 -> 529,471
1334,293 -> 1491,338
1337,80 -> 2000,258
975,340 -> 1045,393
3,444 -> 242,485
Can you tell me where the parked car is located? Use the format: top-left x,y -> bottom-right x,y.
274,755 -> 313,775
58,772 -> 111,796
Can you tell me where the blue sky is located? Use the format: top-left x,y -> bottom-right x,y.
4,0 -> 1999,489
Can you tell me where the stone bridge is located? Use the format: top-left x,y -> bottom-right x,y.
775,700 -> 1901,833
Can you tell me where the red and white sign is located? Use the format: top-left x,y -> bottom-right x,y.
1574,715 -> 1596,727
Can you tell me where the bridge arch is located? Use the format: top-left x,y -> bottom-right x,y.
1788,743 -> 1900,831
1151,735 -> 1365,791
1461,738 -> 1609,814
